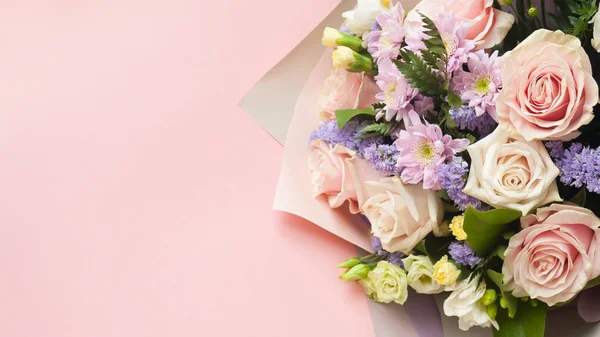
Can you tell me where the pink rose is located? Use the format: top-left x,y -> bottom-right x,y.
308,140 -> 383,214
496,30 -> 599,141
318,69 -> 379,121
410,0 -> 514,49
503,204 -> 600,306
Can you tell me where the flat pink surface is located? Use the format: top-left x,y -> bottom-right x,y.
0,1 -> 374,337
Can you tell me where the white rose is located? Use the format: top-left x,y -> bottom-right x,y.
443,275 -> 498,331
362,176 -> 444,254
342,0 -> 389,36
590,10 -> 600,52
402,255 -> 444,294
368,261 -> 408,304
463,128 -> 562,215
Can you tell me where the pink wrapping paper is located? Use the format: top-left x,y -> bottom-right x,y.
273,49 -> 374,252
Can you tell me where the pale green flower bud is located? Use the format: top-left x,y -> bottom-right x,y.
481,289 -> 497,306
499,296 -> 507,309
322,27 -> 364,52
486,302 -> 498,321
340,263 -> 371,281
332,46 -> 373,73
337,257 -> 361,269
528,7 -> 538,18
497,0 -> 512,5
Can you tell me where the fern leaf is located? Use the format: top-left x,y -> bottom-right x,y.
395,49 -> 444,97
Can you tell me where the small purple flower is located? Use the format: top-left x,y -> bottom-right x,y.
375,58 -> 434,124
365,3 -> 406,61
439,157 -> 487,211
433,12 -> 476,72
372,236 -> 389,257
547,142 -> 600,194
394,112 -> 470,190
452,50 -> 502,121
450,106 -> 497,137
388,251 -> 406,268
309,119 -> 382,157
362,144 -> 403,175
449,241 -> 482,268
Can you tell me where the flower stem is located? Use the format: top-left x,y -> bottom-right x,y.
509,3 -> 535,33
540,0 -> 547,27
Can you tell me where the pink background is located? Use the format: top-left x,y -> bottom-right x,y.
0,1 -> 375,336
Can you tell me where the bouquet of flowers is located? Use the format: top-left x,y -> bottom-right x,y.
306,0 -> 600,335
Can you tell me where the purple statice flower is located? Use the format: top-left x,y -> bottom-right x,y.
340,25 -> 351,35
388,251 -> 406,269
433,12 -> 476,73
394,112 -> 470,190
450,106 -> 497,137
449,241 -> 483,268
309,119 -> 382,158
439,156 -> 487,211
372,236 -> 389,257
375,58 -> 434,124
547,142 -> 600,194
365,3 -> 406,61
452,50 -> 502,121
362,144 -> 403,175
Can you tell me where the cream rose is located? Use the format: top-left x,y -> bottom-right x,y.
403,255 -> 444,294
362,176 -> 444,254
308,140 -> 382,214
503,204 -> 600,306
463,128 -> 561,215
368,261 -> 409,304
409,0 -> 514,49
444,274 -> 498,331
318,68 -> 379,121
496,29 -> 599,141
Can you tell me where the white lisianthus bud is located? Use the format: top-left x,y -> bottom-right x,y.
368,261 -> 408,304
322,27 -> 365,52
402,255 -> 444,294
332,46 -> 373,72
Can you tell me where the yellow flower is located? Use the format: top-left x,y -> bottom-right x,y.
433,255 -> 461,288
450,215 -> 467,241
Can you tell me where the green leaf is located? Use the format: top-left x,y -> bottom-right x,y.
448,91 -> 463,108
584,275 -> 600,290
414,240 -> 427,255
493,301 -> 547,337
395,50 -> 444,97
487,270 -> 518,318
358,122 -> 394,138
335,108 -> 377,129
570,188 -> 587,207
423,234 -> 453,262
464,206 -> 522,257
420,50 -> 441,70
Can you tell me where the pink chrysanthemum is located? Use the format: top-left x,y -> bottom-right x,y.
452,50 -> 502,121
375,58 -> 434,124
366,4 -> 406,61
394,111 -> 470,190
434,12 -> 476,72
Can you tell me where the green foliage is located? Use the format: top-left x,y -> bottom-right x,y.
463,206 -> 522,257
419,13 -> 446,59
335,108 -> 377,129
422,234 -> 453,262
554,0 -> 598,39
584,275 -> 600,290
570,188 -> 587,207
487,270 -> 518,318
395,50 -> 444,97
493,300 -> 547,337
448,91 -> 463,108
358,122 -> 394,139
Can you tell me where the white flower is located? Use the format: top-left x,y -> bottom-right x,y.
342,0 -> 390,36
590,10 -> 600,52
443,275 -> 499,331
368,261 -> 408,304
402,255 -> 444,294
463,128 -> 562,215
